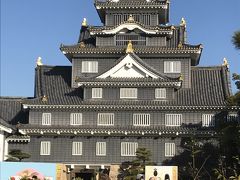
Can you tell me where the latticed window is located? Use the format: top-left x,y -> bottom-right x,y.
116,34 -> 146,46
164,61 -> 181,73
155,88 -> 167,99
92,88 -> 103,99
120,88 -> 137,99
42,113 -> 51,125
82,61 -> 98,73
113,13 -> 149,25
97,113 -> 114,126
142,14 -> 151,25
40,141 -> 51,155
165,143 -> 175,157
165,114 -> 182,126
227,113 -> 239,122
72,142 -> 82,155
121,142 -> 138,156
133,113 -> 150,126
96,142 -> 106,156
202,114 -> 215,127
70,113 -> 82,125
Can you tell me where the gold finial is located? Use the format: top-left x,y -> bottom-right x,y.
180,17 -> 186,27
179,74 -> 184,81
126,40 -> 134,53
82,18 -> 87,27
79,41 -> 86,48
178,41 -> 183,48
222,57 -> 229,68
171,25 -> 175,30
36,57 -> 43,66
42,95 -> 48,102
127,14 -> 135,22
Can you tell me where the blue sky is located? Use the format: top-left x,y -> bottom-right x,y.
1,0 -> 240,97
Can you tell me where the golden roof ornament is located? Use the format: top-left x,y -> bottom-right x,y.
42,95 -> 48,102
82,18 -> 87,27
79,41 -> 86,48
126,40 -> 134,54
180,17 -> 186,27
222,57 -> 229,68
171,25 -> 176,30
178,41 -> 183,48
179,74 -> 184,81
36,57 -> 43,66
127,14 -> 135,23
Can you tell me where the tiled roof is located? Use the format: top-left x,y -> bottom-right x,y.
95,0 -> 168,8
60,45 -> 202,54
24,65 -> 231,108
20,124 -> 217,137
29,66 -> 83,105
0,97 -> 27,125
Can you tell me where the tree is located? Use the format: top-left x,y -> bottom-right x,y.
232,31 -> 240,50
162,137 -> 220,180
6,149 -> 31,162
118,147 -> 154,180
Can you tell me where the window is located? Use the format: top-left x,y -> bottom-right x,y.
165,143 -> 175,157
82,61 -> 98,73
96,142 -> 106,156
116,34 -> 146,46
133,113 -> 150,126
72,142 -> 82,155
202,114 -> 215,127
42,113 -> 51,125
227,113 -> 239,122
142,14 -> 151,26
165,114 -> 182,126
120,88 -> 137,99
164,61 -> 181,73
155,88 -> 167,99
92,88 -> 102,99
70,113 -> 82,125
98,113 -> 114,126
40,141 -> 51,155
121,142 -> 138,156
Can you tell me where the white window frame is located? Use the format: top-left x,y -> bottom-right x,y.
164,61 -> 181,73
165,143 -> 175,157
227,113 -> 239,122
40,141 -> 51,156
121,142 -> 138,157
120,88 -> 137,99
97,113 -> 114,126
81,61 -> 98,73
165,114 -> 182,126
202,114 -> 215,127
92,88 -> 103,99
72,142 -> 83,156
70,113 -> 82,125
155,88 -> 167,99
133,113 -> 150,126
42,113 -> 51,126
96,142 -> 106,156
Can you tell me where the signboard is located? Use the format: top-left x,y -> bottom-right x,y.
145,166 -> 178,180
0,162 -> 66,180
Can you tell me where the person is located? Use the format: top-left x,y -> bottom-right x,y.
164,174 -> 170,180
149,169 -> 161,180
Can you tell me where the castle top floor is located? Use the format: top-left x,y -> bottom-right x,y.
94,0 -> 170,26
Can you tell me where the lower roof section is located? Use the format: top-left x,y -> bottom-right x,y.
20,125 -> 217,137
23,65 -> 232,109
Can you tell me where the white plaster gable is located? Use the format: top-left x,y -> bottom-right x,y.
97,54 -> 160,79
102,23 -> 157,35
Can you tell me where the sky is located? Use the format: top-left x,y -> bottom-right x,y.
0,0 -> 240,97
